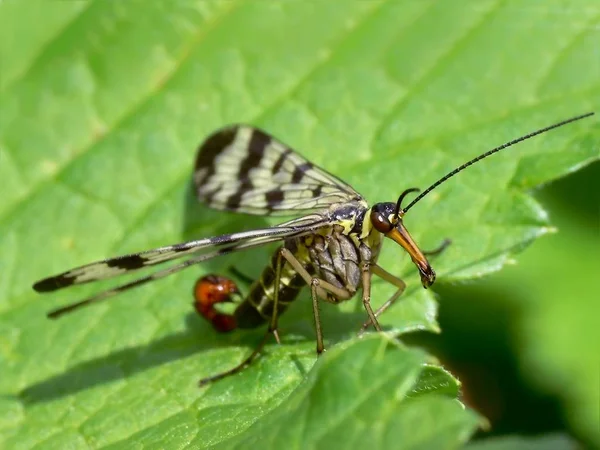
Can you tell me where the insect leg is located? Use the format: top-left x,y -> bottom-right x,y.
422,238 -> 451,257
268,249 -> 287,345
198,332 -> 271,386
310,279 -> 325,353
198,248 -> 351,385
359,239 -> 449,332
360,237 -> 451,334
359,262 -> 383,332
197,254 -> 288,385
279,249 -> 352,301
359,264 -> 406,334
278,248 -> 353,354
227,266 -> 255,285
197,247 -> 335,385
307,277 -> 354,353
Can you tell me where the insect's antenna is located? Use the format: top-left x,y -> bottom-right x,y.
393,187 -> 420,219
402,112 -> 595,213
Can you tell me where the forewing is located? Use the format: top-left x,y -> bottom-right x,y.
193,125 -> 363,215
33,214 -> 329,293
45,216 -> 327,318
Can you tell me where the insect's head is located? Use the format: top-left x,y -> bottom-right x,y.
370,188 -> 435,288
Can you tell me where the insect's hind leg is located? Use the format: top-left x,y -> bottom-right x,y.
193,275 -> 275,384
196,252 -> 289,385
198,331 -> 271,386
198,248 -> 348,385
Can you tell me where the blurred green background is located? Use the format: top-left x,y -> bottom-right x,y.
422,160 -> 600,446
0,1 -> 598,448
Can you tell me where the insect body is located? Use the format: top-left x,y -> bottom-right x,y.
33,113 -> 594,385
193,274 -> 239,333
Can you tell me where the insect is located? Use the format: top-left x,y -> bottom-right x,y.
33,112 -> 593,385
193,274 -> 240,333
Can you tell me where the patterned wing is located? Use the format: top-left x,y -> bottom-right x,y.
34,214 -> 328,294
193,125 -> 363,215
38,214 -> 329,318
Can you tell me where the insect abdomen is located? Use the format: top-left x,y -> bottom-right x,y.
234,245 -> 309,328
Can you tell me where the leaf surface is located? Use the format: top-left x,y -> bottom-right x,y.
0,1 -> 597,448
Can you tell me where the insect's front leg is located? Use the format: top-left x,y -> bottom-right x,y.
359,261 -> 383,332
359,264 -> 406,335
422,238 -> 452,257
359,239 -> 448,334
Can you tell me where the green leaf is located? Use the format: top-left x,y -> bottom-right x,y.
465,433 -> 577,450
211,336 -> 478,450
0,1 -> 597,448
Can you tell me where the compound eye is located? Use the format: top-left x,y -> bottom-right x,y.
370,210 -> 393,233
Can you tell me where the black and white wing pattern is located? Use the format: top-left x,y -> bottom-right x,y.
194,125 -> 363,215
33,214 -> 329,293
34,214 -> 330,317
33,124 -> 363,316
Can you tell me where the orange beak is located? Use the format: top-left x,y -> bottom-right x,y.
386,223 -> 436,288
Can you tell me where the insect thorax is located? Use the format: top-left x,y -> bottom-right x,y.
234,203 -> 383,328
298,200 -> 383,291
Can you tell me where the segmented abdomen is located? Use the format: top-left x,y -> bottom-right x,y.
234,244 -> 312,328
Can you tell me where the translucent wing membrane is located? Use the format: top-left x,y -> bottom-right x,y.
42,215 -> 330,317
194,125 -> 363,215
34,214 -> 329,294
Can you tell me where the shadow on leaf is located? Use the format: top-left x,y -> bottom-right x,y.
18,303 -> 371,404
18,313 -> 263,404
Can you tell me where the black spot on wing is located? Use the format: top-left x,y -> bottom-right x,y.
265,189 -> 285,208
201,187 -> 220,205
106,254 -> 147,270
172,244 -> 194,253
272,148 -> 292,174
225,190 -> 243,209
194,126 -> 238,189
291,162 -> 313,183
240,128 -> 270,177
222,128 -> 269,210
33,274 -> 77,292
225,179 -> 254,209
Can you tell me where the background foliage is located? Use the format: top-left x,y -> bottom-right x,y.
0,1 -> 597,449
